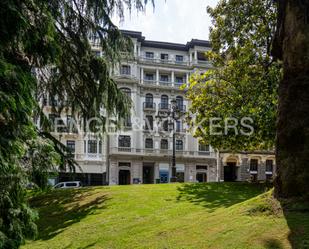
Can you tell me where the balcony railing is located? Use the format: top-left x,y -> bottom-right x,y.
139,57 -> 190,66
120,69 -> 131,75
177,105 -> 186,112
109,147 -> 216,158
159,103 -> 171,111
159,80 -> 172,86
144,79 -> 157,85
143,102 -> 156,110
75,153 -> 103,160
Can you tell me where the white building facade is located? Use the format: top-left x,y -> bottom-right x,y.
42,30 -> 276,185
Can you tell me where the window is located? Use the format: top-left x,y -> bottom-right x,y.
88,140 -> 97,153
176,96 -> 184,110
176,140 -> 183,151
145,73 -> 154,81
119,162 -> 131,167
120,87 -> 131,97
266,160 -> 273,172
162,120 -> 169,131
92,51 -> 101,57
175,77 -> 184,83
67,115 -> 77,133
161,139 -> 168,150
123,115 -> 132,128
49,113 -> 65,132
145,93 -> 154,108
196,165 -> 208,170
250,159 -> 258,171
145,138 -> 153,149
145,115 -> 153,130
160,75 -> 169,82
161,95 -> 169,109
145,52 -> 154,59
66,140 -> 75,154
120,65 -> 131,75
49,95 -> 58,106
119,136 -> 131,148
198,143 -> 209,152
176,121 -> 181,132
197,52 -> 207,61
176,55 -> 183,62
161,53 -> 168,60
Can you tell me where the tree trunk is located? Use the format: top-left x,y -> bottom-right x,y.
274,0 -> 309,198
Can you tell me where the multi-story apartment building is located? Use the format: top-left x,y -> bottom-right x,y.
42,30 -> 276,186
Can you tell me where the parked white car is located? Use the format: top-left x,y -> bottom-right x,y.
53,181 -> 82,189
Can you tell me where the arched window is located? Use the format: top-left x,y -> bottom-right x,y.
120,87 -> 131,97
161,95 -> 169,109
145,138 -> 153,149
162,120 -> 169,131
161,139 -> 168,150
145,93 -> 153,108
176,96 -> 183,110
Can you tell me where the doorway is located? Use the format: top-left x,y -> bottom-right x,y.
119,170 -> 130,185
143,164 -> 154,184
224,162 -> 237,182
196,172 -> 207,182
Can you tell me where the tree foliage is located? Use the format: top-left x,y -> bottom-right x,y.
186,0 -> 280,151
0,0 -> 151,247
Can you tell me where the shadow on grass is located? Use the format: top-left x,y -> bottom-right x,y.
30,187 -> 109,240
176,182 -> 267,212
263,238 -> 285,249
279,199 -> 309,249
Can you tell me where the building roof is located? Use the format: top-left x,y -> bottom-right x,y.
121,30 -> 211,51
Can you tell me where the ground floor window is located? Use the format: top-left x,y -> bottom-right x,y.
266,159 -> 273,172
250,159 -> 258,171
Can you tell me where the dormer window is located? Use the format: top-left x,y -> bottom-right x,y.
145,52 -> 154,59
176,55 -> 183,62
175,77 -> 184,83
161,53 -> 168,60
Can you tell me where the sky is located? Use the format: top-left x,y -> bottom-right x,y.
112,0 -> 219,44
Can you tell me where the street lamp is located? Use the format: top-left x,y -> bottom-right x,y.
156,98 -> 183,183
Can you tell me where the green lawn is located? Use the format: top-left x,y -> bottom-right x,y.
22,183 -> 309,249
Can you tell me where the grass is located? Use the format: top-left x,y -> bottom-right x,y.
21,183 -> 309,249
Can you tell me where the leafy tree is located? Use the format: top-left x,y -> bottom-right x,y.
0,0 -> 151,247
272,0 -> 309,198
186,0 -> 280,151
22,138 -> 61,190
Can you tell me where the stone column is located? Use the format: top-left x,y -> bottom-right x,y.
156,69 -> 159,85
154,162 -> 159,183
258,160 -> 266,181
141,67 -> 144,84
171,71 -> 175,86
109,160 -> 118,185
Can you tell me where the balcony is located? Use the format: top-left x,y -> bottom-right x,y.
118,147 -> 132,152
159,103 -> 171,111
159,80 -> 172,87
177,105 -> 186,112
143,102 -> 156,111
144,79 -> 157,85
139,56 -> 189,66
75,153 -> 103,161
109,147 -> 216,158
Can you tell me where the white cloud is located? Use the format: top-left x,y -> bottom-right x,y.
112,0 -> 219,43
